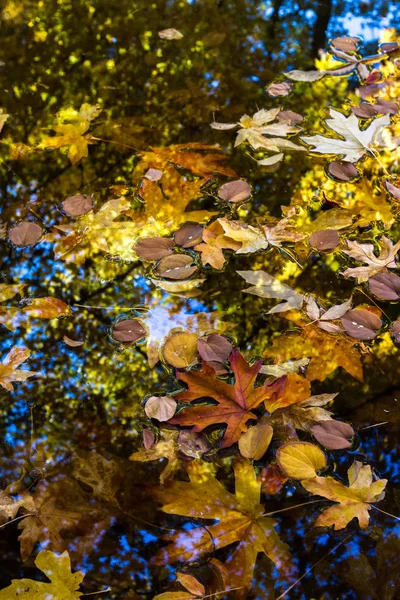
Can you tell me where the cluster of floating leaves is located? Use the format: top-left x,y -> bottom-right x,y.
1,33 -> 400,599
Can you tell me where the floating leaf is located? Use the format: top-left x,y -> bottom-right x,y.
238,420 -> 273,460
258,463 -> 288,495
174,224 -> 203,248
311,420 -> 354,449
0,347 -> 40,391
351,103 -> 379,118
266,81 -> 293,97
176,573 -> 205,597
112,319 -> 146,343
8,222 -> 43,246
63,335 -> 84,347
327,160 -> 359,181
62,194 -> 94,217
134,237 -> 174,260
260,358 -> 310,377
162,332 -> 199,368
156,254 -> 198,280
342,236 -> 400,281
0,284 -> 26,303
301,461 -> 387,529
309,229 -> 340,251
194,220 -> 240,270
145,396 -> 177,422
144,168 -> 163,181
0,549 -> 85,599
331,36 -> 360,52
238,270 -> 304,313
23,297 -> 71,319
285,69 -> 325,82
218,179 -> 251,203
341,308 -> 382,340
301,109 -> 390,163
158,28 -> 184,40
276,442 -> 327,480
385,180 -> 400,200
197,333 -> 232,363
130,430 -> 180,484
369,272 -> 400,300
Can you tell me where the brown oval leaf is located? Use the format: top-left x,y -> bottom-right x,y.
278,110 -> 304,124
309,229 -> 340,251
63,335 -> 84,347
369,273 -> 400,300
112,319 -> 146,343
218,180 -> 251,204
174,224 -> 203,248
177,430 -> 210,458
142,428 -> 155,449
62,194 -> 93,217
156,254 -> 198,280
23,297 -> 71,318
351,104 -> 379,118
312,420 -> 354,449
380,42 -> 399,53
341,308 -> 382,341
328,160 -> 359,182
197,334 -> 232,363
8,222 -> 43,246
162,331 -> 199,368
331,36 -> 360,52
144,396 -> 177,421
267,81 -> 293,98
238,421 -> 273,460
376,99 -> 398,115
176,573 -> 206,597
134,237 -> 174,260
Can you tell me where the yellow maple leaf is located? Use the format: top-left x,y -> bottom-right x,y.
0,347 -> 40,391
301,461 -> 387,529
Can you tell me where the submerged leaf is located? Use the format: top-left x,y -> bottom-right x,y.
0,347 -> 40,391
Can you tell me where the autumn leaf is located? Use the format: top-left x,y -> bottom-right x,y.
0,347 -> 40,391
168,349 -> 281,448
238,270 -> 305,313
301,108 -> 390,162
342,236 -> 400,281
0,549 -> 85,599
263,320 -> 363,382
130,430 -> 181,484
194,219 -> 241,270
71,449 -> 123,503
277,442 -> 327,479
0,488 -> 35,525
301,461 -> 387,529
151,459 -> 295,596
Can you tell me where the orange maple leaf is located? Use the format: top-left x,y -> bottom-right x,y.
151,459 -> 295,596
169,349 -> 281,448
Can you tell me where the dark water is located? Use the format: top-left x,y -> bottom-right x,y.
0,1 -> 399,598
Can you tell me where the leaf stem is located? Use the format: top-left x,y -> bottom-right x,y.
371,505 -> 400,522
0,513 -> 33,529
81,588 -> 111,596
89,136 -> 138,152
261,499 -> 324,517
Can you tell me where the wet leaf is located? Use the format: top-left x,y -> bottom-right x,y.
142,429 -> 155,450
8,222 -> 43,246
130,430 -> 180,484
301,461 -> 387,529
309,229 -> 340,250
40,119 -> 93,165
311,420 -> 354,449
285,69 -> 325,82
331,36 -> 360,52
62,194 -> 94,217
266,81 -> 293,97
342,236 -> 400,281
134,237 -> 174,260
258,463 -> 288,495
197,333 -> 232,363
276,442 -> 327,480
278,110 -> 304,124
260,358 -> 310,377
162,332 -> 199,368
174,224 -> 203,248
341,308 -> 382,340
177,430 -> 210,458
301,109 -> 390,163
23,297 -> 71,319
151,277 -> 205,294
0,283 -> 26,303
176,573 -> 205,596
145,396 -> 177,421
151,459 -> 294,594
238,420 -> 273,460
156,254 -> 198,280
71,449 -> 122,502
158,28 -> 184,40
194,219 -> 241,270
369,272 -> 400,300
112,319 -> 146,343
351,103 -> 379,118
218,179 -> 251,203
385,180 -> 400,200
144,168 -> 163,181
0,347 -> 40,391
238,270 -> 304,313
0,549 -> 85,599
0,489 -> 34,525
169,349 -> 282,448
327,160 -> 359,181
63,335 -> 84,347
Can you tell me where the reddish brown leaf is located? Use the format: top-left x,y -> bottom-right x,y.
351,104 -> 379,118
145,396 -> 177,421
341,309 -> 382,340
134,237 -> 174,260
369,273 -> 400,300
8,222 -> 43,246
258,463 -> 288,495
385,181 -> 400,200
309,229 -> 340,251
375,99 -> 398,115
63,336 -> 84,347
177,430 -> 210,458
380,42 -> 399,53
218,180 -> 251,204
311,420 -> 354,449
174,224 -> 203,248
156,254 -> 198,279
331,36 -> 360,52
328,161 -> 359,182
278,110 -> 304,124
112,319 -> 146,343
197,334 -> 232,363
267,81 -> 293,97
142,428 -> 155,450
62,195 -> 93,217
169,349 -> 282,448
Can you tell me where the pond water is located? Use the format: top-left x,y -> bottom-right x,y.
0,1 -> 400,598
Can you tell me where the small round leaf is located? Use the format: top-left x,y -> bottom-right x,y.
277,442 -> 327,480
112,319 -> 146,343
145,396 -> 177,421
